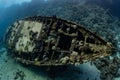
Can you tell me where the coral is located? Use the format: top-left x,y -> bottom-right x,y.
37,0 -> 120,47
94,57 -> 120,80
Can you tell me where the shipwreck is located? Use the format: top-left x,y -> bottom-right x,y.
5,16 -> 114,66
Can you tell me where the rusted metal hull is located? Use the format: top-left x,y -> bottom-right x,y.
5,16 -> 113,66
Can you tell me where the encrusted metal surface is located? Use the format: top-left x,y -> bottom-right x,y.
5,16 -> 114,66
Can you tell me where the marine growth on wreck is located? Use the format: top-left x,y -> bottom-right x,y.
5,16 -> 114,66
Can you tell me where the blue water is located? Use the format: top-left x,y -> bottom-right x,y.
0,0 -> 120,80
0,0 -> 120,36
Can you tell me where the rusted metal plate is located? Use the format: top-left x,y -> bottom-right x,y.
5,16 -> 114,66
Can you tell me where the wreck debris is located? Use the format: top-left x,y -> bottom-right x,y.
5,16 -> 114,66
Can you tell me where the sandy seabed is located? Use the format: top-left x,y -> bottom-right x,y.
0,47 -> 101,80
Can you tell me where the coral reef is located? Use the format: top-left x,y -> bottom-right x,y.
37,0 -> 120,47
0,0 -> 120,80
94,57 -> 120,80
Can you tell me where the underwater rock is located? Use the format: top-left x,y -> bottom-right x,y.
14,69 -> 26,80
94,57 -> 120,80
